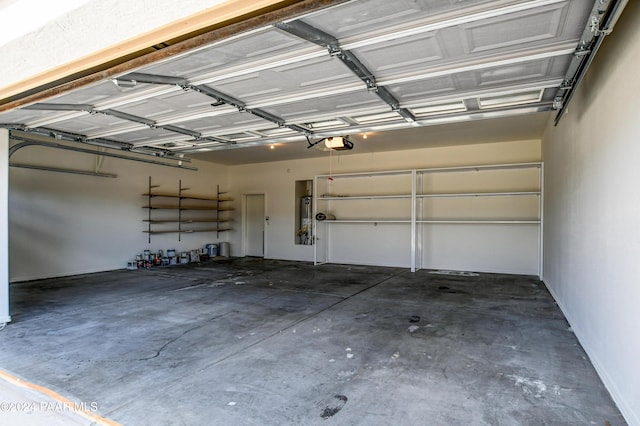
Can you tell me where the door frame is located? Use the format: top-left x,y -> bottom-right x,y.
242,193 -> 267,258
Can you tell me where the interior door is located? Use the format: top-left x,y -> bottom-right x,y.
245,194 -> 265,257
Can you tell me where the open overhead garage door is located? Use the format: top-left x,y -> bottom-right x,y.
0,0 -> 627,159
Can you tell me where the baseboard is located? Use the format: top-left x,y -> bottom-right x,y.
542,278 -> 639,426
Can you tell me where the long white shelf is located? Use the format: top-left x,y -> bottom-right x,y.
319,219 -> 539,224
316,169 -> 414,179
416,161 -> 542,173
318,194 -> 412,200
418,191 -> 540,198
143,219 -> 232,223
320,219 -> 412,223
418,220 -> 540,224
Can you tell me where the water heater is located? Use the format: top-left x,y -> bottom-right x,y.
299,195 -> 313,245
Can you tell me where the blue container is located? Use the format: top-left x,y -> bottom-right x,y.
207,244 -> 218,257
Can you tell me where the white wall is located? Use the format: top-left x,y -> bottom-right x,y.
9,141 -> 229,282
228,139 -> 541,273
0,0 -> 228,90
542,2 -> 640,424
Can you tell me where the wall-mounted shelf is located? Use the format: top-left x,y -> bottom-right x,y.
318,194 -> 412,200
417,220 -> 540,224
143,177 -> 233,242
416,162 -> 542,173
320,219 -> 412,223
418,191 -> 540,198
143,228 -> 233,234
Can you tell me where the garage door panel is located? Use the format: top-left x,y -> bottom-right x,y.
114,90 -> 212,119
0,109 -> 53,125
261,90 -> 385,121
475,56 -> 570,87
50,113 -> 133,135
213,56 -> 358,100
141,28 -> 313,79
302,0 -> 495,40
460,3 -> 568,54
109,127 -> 184,144
350,32 -> 444,76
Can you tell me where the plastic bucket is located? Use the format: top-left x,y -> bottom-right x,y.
219,242 -> 230,257
207,244 -> 218,257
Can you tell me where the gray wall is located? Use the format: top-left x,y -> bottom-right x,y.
542,2 -> 640,424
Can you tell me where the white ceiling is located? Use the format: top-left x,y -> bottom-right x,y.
0,0 -> 597,165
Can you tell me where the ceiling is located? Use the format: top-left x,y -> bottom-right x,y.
0,0 -> 604,165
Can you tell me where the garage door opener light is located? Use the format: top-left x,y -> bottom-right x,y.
306,136 -> 353,151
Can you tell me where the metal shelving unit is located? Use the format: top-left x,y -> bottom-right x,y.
415,162 -> 543,276
314,163 -> 543,276
142,177 -> 233,242
314,169 -> 415,270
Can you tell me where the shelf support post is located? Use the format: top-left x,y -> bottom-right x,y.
178,179 -> 182,242
147,176 -> 152,244
216,184 -> 220,238
539,163 -> 544,279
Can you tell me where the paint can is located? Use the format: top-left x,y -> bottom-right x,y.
167,249 -> 176,258
219,242 -> 230,257
207,244 -> 218,257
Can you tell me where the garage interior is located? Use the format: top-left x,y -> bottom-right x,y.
0,0 -> 638,425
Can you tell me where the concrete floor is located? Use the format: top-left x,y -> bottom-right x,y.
0,258 -> 625,425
